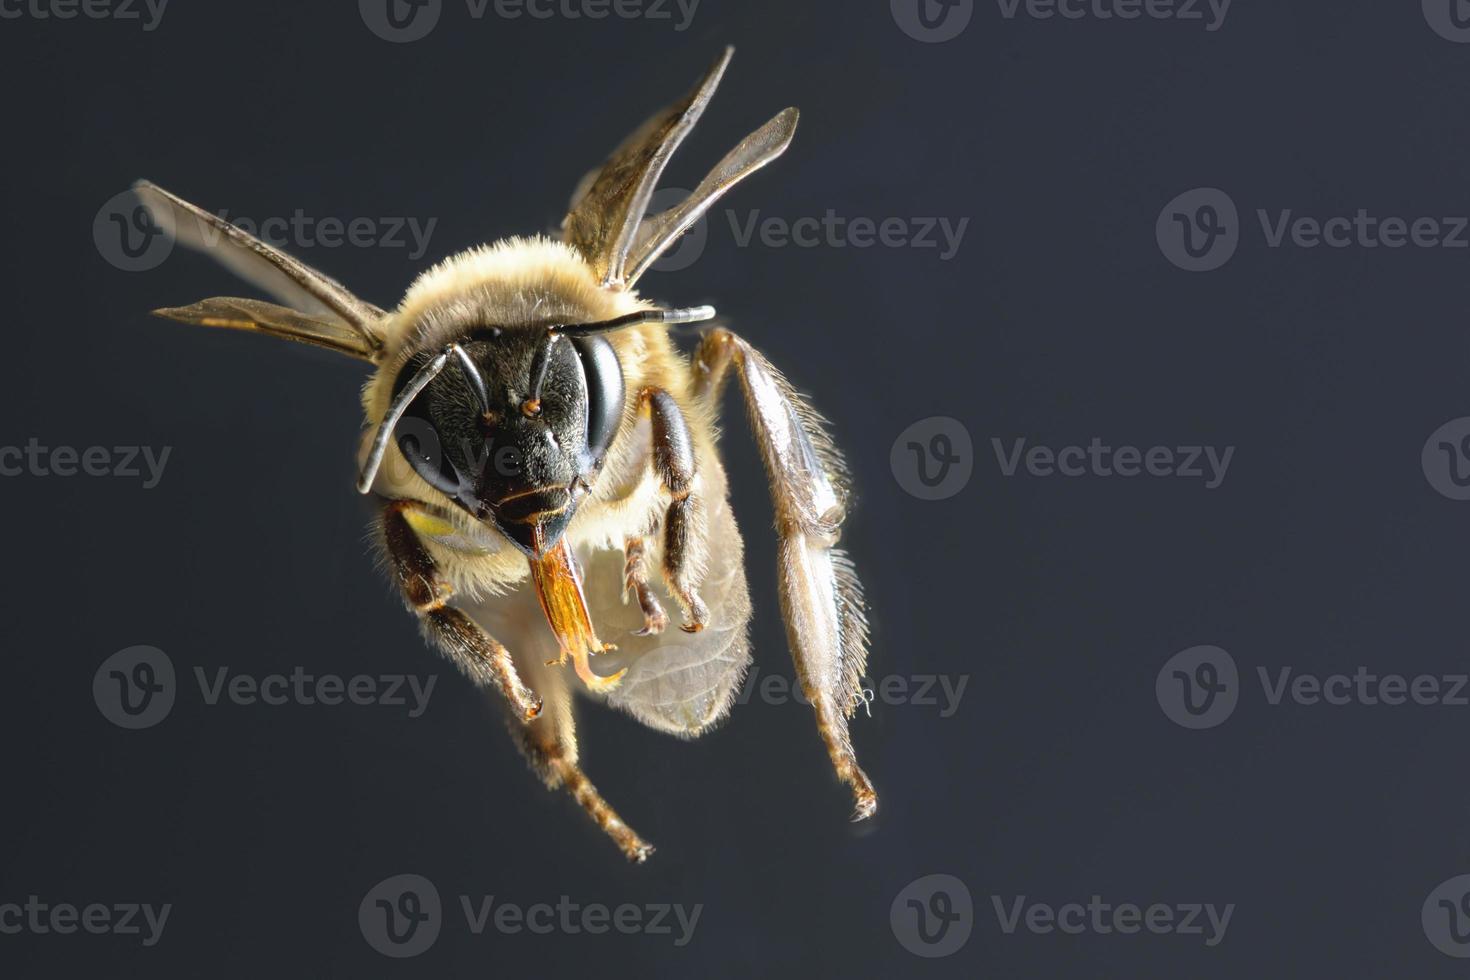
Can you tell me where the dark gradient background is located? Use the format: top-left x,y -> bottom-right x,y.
4,0 -> 1470,975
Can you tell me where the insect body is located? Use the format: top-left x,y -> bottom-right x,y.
138,48 -> 875,861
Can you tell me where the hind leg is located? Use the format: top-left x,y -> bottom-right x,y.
694,329 -> 877,819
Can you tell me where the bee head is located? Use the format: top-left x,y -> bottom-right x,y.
357,307 -> 714,557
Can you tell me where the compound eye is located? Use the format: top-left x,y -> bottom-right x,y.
395,404 -> 462,496
389,358 -> 465,497
570,334 -> 624,468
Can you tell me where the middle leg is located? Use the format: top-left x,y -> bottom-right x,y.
637,386 -> 709,633
623,533 -> 669,636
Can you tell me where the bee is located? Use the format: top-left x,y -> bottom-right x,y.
136,47 -> 874,862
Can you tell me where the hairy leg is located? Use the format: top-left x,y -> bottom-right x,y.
638,386 -> 709,632
694,330 -> 877,819
379,499 -> 542,722
623,534 -> 669,635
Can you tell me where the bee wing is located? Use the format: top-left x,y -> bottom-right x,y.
148,296 -> 381,361
454,468 -> 752,739
561,47 -> 798,291
592,461 -> 753,736
623,107 -> 797,285
133,180 -> 386,359
562,47 -> 732,289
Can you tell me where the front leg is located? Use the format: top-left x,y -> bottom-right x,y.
638,387 -> 709,633
622,534 -> 669,636
507,675 -> 655,864
379,500 -> 542,722
694,330 -> 877,820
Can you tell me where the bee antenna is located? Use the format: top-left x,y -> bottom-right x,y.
356,343 -> 474,494
555,305 -> 716,338
449,343 -> 490,410
525,306 -> 714,405
528,332 -> 563,405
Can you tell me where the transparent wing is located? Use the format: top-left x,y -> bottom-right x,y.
561,47 -> 798,291
593,459 -> 752,736
623,107 -> 797,284
458,457 -> 752,738
150,296 -> 379,361
562,47 -> 732,289
134,180 -> 386,355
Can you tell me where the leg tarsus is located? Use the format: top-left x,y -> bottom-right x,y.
678,592 -> 709,633
810,692 -> 878,820
515,722 -> 655,862
623,536 -> 669,636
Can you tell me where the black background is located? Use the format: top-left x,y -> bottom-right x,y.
3,0 -> 1470,975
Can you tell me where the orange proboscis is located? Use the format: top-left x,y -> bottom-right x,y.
528,534 -> 623,692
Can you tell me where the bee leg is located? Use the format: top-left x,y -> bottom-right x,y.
638,387 -> 709,633
623,535 -> 669,636
693,330 -> 878,820
379,500 -> 543,723
507,671 -> 655,862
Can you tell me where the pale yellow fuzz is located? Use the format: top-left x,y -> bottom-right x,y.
379,236 -> 647,361
355,235 -> 698,601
